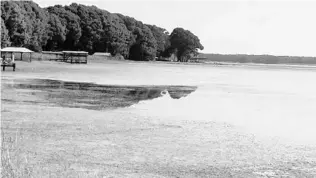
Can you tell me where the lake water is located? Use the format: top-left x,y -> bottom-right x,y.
9,63 -> 316,145
2,61 -> 316,176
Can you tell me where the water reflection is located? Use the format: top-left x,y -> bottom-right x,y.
10,79 -> 197,110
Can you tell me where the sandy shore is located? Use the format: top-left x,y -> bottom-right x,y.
1,60 -> 316,177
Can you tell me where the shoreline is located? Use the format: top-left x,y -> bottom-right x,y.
27,51 -> 316,70
89,58 -> 316,70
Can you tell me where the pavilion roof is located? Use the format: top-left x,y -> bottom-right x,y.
1,47 -> 34,53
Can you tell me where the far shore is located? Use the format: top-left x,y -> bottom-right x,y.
13,54 -> 316,72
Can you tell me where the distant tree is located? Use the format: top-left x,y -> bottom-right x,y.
169,28 -> 204,62
21,1 -> 50,51
62,4 -> 132,56
1,18 -> 11,47
47,5 -> 82,50
116,15 -> 139,54
104,14 -> 132,57
65,4 -> 103,53
128,25 -> 157,61
118,14 -> 157,60
1,1 -> 50,51
146,24 -> 170,58
45,13 -> 66,50
139,25 -> 157,60
3,2 -> 29,47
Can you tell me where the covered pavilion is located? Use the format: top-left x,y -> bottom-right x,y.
1,47 -> 34,62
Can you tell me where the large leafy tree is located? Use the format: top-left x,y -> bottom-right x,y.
169,28 -> 204,62
103,14 -> 132,57
65,4 -> 103,53
146,24 -> 170,57
45,13 -> 66,50
17,1 -> 48,51
47,5 -> 82,50
2,1 -> 29,47
1,18 -> 11,47
139,25 -> 157,60
128,25 -> 157,61
22,1 -> 50,51
1,1 -> 50,51
118,14 -> 157,61
62,4 -> 132,56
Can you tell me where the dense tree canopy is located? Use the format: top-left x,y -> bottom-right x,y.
147,24 -> 170,57
117,14 -> 158,60
1,1 -> 203,61
47,5 -> 82,51
45,13 -> 66,50
1,18 -> 10,48
2,1 -> 29,47
169,28 -> 204,62
1,1 -> 50,51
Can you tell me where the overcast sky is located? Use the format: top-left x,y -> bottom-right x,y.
34,0 -> 316,56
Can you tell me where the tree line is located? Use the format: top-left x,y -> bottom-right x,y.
1,1 -> 204,61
